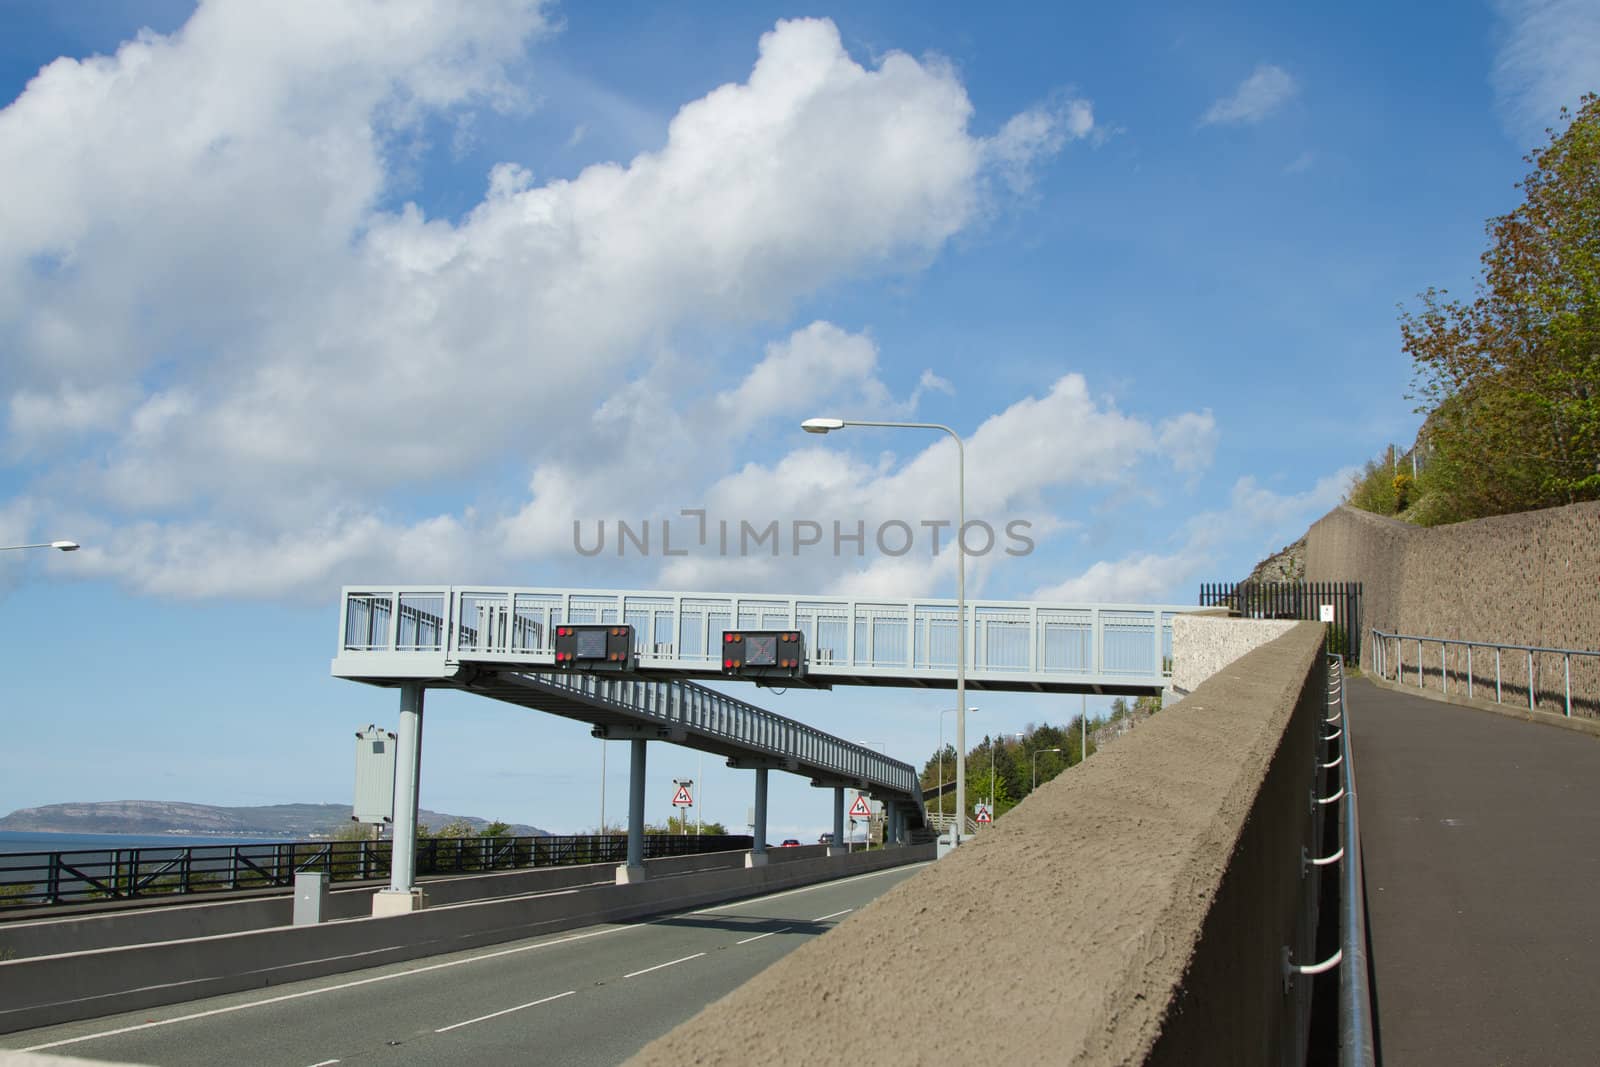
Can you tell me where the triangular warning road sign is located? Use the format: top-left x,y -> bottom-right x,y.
975,804 -> 993,824
848,794 -> 872,818
671,784 -> 693,806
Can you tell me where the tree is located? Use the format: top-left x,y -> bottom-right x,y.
1399,94 -> 1600,520
919,743 -> 959,814
478,821 -> 512,839
648,815 -> 729,835
436,818 -> 478,839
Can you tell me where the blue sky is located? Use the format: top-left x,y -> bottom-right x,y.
2,0 -> 1595,837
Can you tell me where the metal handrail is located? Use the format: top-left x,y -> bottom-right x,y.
1285,654 -> 1374,1063
1332,654 -> 1376,1067
522,670 -> 918,795
0,832 -> 753,910
1372,627 -> 1598,717
337,584 -> 1189,685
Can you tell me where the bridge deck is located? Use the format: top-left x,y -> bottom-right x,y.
333,585 -> 1190,694
1352,677 -> 1600,1064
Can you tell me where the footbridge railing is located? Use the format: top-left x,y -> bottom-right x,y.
502,670 -> 920,799
335,584 -> 1190,694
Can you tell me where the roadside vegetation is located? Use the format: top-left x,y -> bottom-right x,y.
922,695 -> 1161,819
1348,93 -> 1599,526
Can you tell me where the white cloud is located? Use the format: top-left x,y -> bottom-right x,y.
1031,467 -> 1355,603
2,12 -> 1091,598
714,322 -> 887,433
64,511 -> 479,600
1158,410 -> 1218,474
1284,150 -> 1315,174
1033,551 -> 1207,604
985,97 -> 1095,191
1492,0 -> 1600,141
634,374 -> 1214,596
1200,64 -> 1299,126
7,383 -> 138,449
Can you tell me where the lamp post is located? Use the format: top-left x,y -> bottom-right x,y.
1033,748 -> 1063,792
937,705 -> 979,820
0,541 -> 79,552
805,416 -> 969,844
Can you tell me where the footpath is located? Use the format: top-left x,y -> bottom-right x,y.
1351,677 -> 1600,1064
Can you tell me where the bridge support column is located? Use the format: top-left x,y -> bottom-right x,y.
746,767 -> 769,867
885,800 -> 899,846
830,786 -> 845,856
617,737 -> 648,884
373,684 -> 427,916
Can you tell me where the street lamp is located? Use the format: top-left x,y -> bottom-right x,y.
804,416 -> 969,845
937,706 -> 979,819
0,541 -> 79,552
1033,748 -> 1063,792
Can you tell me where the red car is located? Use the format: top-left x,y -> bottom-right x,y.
779,838 -> 801,847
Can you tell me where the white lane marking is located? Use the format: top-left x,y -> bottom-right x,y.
22,860 -> 929,1053
19,924 -> 635,1052
689,863 -> 928,915
306,1060 -> 341,1066
623,952 -> 706,979
734,926 -> 792,945
812,908 -> 853,922
434,989 -> 576,1033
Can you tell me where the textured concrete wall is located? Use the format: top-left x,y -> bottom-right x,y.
1169,616 -> 1302,700
629,626 -> 1332,1067
1306,502 -> 1600,714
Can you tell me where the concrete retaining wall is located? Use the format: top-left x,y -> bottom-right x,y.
0,846 -> 927,1034
1306,501 -> 1600,714
628,625 -> 1333,1066
0,847 -> 760,962
1169,615 -> 1301,701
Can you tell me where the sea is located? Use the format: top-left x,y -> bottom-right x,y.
0,831 -> 299,901
0,831 -> 285,855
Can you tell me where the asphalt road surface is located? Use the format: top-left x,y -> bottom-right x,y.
1352,677 -> 1600,1065
3,863 -> 928,1067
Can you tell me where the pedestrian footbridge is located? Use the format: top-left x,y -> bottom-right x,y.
333,584 -> 1191,695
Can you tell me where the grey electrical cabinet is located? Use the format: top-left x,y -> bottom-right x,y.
354,725 -> 397,824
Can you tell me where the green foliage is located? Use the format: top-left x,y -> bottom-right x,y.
0,883 -> 35,907
1345,453 -> 1405,515
919,743 -> 959,814
436,818 -> 479,839
478,821 -> 513,839
1389,93 -> 1600,523
647,814 -> 731,835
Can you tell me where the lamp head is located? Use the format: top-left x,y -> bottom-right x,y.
801,417 -> 845,434
51,541 -> 79,552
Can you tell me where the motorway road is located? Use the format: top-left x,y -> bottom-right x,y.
2,863 -> 927,1067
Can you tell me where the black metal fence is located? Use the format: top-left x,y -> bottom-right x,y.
1198,581 -> 1363,661
0,833 -> 753,911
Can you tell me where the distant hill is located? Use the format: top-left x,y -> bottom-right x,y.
0,801 -> 548,839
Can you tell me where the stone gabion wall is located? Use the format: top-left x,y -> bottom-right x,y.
1305,502 -> 1600,715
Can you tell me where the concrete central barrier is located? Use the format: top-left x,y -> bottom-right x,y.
629,624 -> 1332,1067
0,846 -> 770,962
0,845 -> 929,1034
